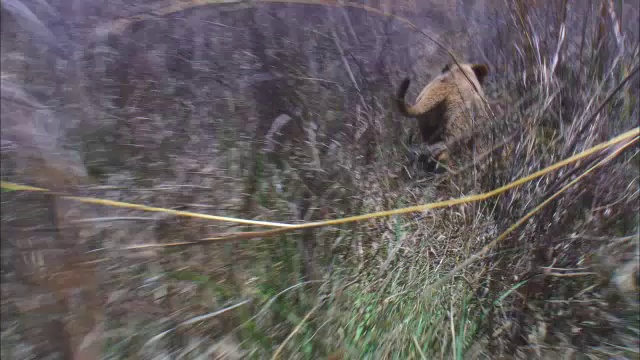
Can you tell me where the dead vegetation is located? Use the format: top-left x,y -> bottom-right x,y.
1,0 -> 638,359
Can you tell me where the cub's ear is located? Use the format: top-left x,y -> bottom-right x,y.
441,63 -> 451,73
471,64 -> 490,83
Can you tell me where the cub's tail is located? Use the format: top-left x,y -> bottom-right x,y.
396,78 -> 417,117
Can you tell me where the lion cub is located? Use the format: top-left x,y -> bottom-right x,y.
396,62 -> 490,171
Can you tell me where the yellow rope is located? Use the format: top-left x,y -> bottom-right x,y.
293,129 -> 639,229
1,182 -> 296,228
2,128 -> 637,236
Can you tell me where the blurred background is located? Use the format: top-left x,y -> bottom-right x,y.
1,0 -> 639,359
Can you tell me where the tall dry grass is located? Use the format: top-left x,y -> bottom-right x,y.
1,0 -> 638,359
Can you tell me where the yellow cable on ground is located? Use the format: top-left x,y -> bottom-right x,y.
0,182 -> 296,228
2,127 -> 638,236
294,129 -> 638,229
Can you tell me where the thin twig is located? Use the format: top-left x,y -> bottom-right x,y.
564,64 -> 639,156
271,300 -> 324,360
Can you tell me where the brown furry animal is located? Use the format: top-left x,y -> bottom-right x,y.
396,62 -> 490,169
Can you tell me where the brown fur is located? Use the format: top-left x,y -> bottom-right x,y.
396,62 -> 490,166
